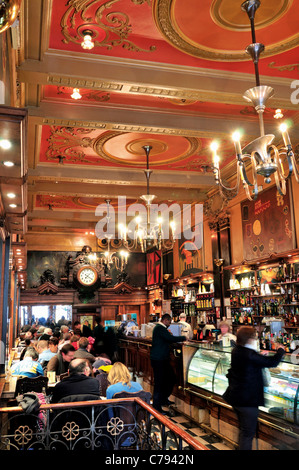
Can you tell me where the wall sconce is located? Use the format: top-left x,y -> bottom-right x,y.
71,88 -> 82,100
81,30 -> 95,50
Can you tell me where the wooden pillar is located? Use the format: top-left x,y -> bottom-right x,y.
209,217 -> 231,318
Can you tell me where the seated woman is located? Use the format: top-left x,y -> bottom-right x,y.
106,362 -> 143,399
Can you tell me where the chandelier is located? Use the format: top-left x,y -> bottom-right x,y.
210,0 -> 299,201
98,200 -> 129,272
119,145 -> 176,253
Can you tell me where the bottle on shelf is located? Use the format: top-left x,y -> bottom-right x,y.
283,263 -> 289,282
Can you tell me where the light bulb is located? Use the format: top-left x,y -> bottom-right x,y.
81,32 -> 94,50
71,88 -> 82,100
0,139 -> 11,150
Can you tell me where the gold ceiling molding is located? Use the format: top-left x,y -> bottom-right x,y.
60,0 -> 156,53
57,87 -> 111,102
47,75 -> 123,91
153,0 -> 299,61
211,0 -> 292,32
93,131 -> 200,166
43,118 -> 107,129
41,117 -> 237,139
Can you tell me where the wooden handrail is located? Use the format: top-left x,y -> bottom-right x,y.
0,396 -> 208,450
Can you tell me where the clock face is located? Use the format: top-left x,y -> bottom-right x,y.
77,266 -> 98,286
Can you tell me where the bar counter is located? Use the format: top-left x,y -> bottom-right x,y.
118,335 -> 299,450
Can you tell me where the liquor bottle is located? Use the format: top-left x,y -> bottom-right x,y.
290,263 -> 295,282
284,263 -> 289,282
262,300 -> 267,315
276,264 -> 284,282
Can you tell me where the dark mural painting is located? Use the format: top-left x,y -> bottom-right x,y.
27,251 -> 146,289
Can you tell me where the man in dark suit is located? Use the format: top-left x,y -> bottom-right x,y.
51,358 -> 100,403
150,313 -> 186,413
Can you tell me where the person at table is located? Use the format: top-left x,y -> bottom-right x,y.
48,336 -> 59,355
19,335 -> 33,360
37,339 -> 56,369
51,358 -> 100,403
150,313 -> 186,413
46,343 -> 76,377
73,336 -> 96,364
39,327 -> 53,341
10,348 -> 44,378
106,362 -> 143,399
93,359 -> 113,397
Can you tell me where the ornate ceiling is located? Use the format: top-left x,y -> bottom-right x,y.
2,0 -> 299,247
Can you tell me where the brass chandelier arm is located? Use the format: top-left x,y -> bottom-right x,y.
210,0 -> 298,202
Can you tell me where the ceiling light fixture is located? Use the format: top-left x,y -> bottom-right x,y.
3,161 -> 14,167
0,139 -> 12,150
210,0 -> 298,201
71,88 -> 82,100
99,200 -> 129,272
119,145 -> 175,252
274,109 -> 283,120
9,203 -> 17,208
7,193 -> 16,198
81,30 -> 95,50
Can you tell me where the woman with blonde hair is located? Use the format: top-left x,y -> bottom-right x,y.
106,362 -> 143,399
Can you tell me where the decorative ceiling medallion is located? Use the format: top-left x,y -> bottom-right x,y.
126,139 -> 167,155
153,0 -> 299,61
211,0 -> 292,32
93,131 -> 200,166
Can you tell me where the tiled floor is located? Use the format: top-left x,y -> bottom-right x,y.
164,406 -> 234,450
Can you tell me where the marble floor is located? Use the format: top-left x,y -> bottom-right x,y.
162,405 -> 234,450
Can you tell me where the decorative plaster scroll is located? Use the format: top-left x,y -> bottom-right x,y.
61,0 -> 156,53
268,61 -> 299,73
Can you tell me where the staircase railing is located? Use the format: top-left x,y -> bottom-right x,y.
0,397 -> 208,451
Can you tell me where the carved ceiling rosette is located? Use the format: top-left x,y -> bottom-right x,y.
60,0 -> 156,53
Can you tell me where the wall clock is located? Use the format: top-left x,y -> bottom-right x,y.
76,265 -> 98,287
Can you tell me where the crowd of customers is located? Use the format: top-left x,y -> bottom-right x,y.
11,317 -> 145,406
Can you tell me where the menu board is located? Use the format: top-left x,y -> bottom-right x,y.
241,185 -> 294,261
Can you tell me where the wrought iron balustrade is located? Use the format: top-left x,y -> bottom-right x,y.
0,397 -> 208,451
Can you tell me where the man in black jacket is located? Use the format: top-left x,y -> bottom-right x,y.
150,313 -> 186,413
51,358 -> 100,403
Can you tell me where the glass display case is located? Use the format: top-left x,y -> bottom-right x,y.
183,342 -> 299,425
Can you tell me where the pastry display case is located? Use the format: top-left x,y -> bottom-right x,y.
183,342 -> 299,425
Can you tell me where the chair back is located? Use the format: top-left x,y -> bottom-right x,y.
111,390 -> 152,448
15,376 -> 49,398
112,390 -> 151,404
58,394 -> 101,403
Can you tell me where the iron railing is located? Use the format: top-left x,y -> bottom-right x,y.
0,397 -> 208,451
